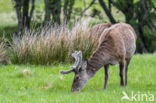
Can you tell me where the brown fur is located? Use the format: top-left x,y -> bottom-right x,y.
89,23 -> 112,37
61,23 -> 137,91
83,23 -> 137,90
87,23 -> 136,74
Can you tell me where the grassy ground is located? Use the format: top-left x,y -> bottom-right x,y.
0,53 -> 156,103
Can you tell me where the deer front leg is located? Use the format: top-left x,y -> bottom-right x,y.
104,65 -> 109,89
119,61 -> 125,86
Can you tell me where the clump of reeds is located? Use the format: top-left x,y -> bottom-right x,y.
10,21 -> 99,65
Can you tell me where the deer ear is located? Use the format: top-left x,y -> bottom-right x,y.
81,60 -> 88,70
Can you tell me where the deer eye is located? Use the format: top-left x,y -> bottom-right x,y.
79,68 -> 83,72
74,76 -> 79,82
76,76 -> 79,80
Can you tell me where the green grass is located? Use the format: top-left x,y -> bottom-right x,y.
0,53 -> 156,103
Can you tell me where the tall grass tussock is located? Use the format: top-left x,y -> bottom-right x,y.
0,43 -> 8,64
10,21 -> 99,65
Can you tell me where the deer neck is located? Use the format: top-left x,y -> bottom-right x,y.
86,50 -> 110,78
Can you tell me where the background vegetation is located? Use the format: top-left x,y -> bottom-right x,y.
0,0 -> 156,65
10,21 -> 98,64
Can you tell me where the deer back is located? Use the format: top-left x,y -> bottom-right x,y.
88,23 -> 136,67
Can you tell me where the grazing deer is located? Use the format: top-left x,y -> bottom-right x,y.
60,23 -> 137,92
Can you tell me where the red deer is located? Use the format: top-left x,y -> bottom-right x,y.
60,23 -> 137,91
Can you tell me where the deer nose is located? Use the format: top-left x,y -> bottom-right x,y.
71,88 -> 75,92
71,87 -> 79,92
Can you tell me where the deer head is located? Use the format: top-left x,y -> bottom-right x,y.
60,51 -> 89,92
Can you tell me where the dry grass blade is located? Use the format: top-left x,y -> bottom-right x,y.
0,43 -> 8,64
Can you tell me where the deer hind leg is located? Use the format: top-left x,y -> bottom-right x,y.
104,65 -> 109,89
119,60 -> 125,86
125,58 -> 131,86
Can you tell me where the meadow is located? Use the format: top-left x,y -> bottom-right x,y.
0,53 -> 156,103
0,0 -> 156,103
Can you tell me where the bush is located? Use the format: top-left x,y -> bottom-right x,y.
10,21 -> 99,65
